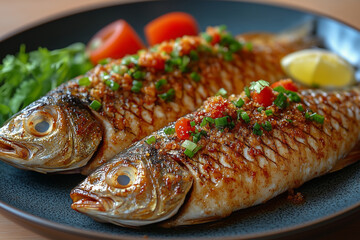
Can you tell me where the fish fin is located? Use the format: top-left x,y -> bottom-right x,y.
331,141 -> 360,173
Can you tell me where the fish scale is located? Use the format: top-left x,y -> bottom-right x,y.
71,85 -> 360,227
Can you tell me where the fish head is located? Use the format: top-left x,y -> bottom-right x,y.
0,94 -> 103,173
71,144 -> 193,226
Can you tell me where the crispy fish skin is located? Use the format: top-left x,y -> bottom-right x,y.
70,84 -> 360,227
0,27 -> 312,174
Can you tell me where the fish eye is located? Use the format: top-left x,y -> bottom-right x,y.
107,166 -> 137,189
117,174 -> 131,186
26,111 -> 55,137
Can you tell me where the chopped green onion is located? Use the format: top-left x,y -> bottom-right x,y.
131,80 -> 143,93
253,122 -> 263,136
215,88 -> 228,98
180,55 -> 190,72
190,72 -> 201,82
98,58 -> 110,65
287,91 -> 301,103
215,116 -> 229,128
121,55 -> 139,65
90,100 -> 102,111
201,33 -> 213,43
222,51 -> 233,61
286,119 -> 293,123
109,81 -> 120,91
190,121 -> 196,127
112,65 -> 128,75
229,41 -> 242,52
182,140 -> 197,151
164,127 -> 175,135
249,80 -> 270,93
192,130 -> 207,143
274,93 -> 289,109
265,109 -> 273,116
145,136 -> 156,144
244,86 -> 251,98
218,25 -> 227,32
313,114 -> 325,124
297,104 -> 304,112
100,72 -> 110,81
184,145 -> 202,158
245,42 -> 253,51
273,86 -> 286,93
305,112 -> 311,120
158,88 -> 175,102
233,98 -> 244,108
78,77 -> 91,86
132,70 -> 145,80
205,117 -> 215,124
164,60 -> 174,72
262,121 -> 272,131
200,117 -> 215,127
189,50 -> 199,61
155,79 -> 167,90
257,107 -> 264,112
240,111 -> 250,123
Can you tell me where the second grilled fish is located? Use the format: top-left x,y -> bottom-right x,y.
70,80 -> 360,227
0,26 -> 313,174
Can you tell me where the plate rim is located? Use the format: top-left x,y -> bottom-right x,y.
0,0 -> 359,239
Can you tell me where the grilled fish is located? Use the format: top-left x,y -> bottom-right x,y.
70,80 -> 360,227
0,26 -> 313,174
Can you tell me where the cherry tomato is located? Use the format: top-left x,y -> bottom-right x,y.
175,117 -> 195,140
87,20 -> 145,65
271,79 -> 298,92
144,12 -> 199,46
251,86 -> 275,107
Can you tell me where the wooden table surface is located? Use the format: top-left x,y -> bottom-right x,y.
0,0 -> 359,239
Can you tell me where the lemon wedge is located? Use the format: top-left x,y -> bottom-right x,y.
281,49 -> 355,88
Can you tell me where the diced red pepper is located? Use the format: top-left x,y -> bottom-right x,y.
175,117 -> 195,140
251,86 -> 275,107
271,79 -> 298,92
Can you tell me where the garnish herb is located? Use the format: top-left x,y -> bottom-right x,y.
262,121 -> 272,131
253,122 -> 263,136
182,140 -> 198,151
274,93 -> 289,109
190,72 -> 201,82
244,86 -> 251,98
0,43 -> 93,125
297,104 -> 304,112
90,100 -> 102,111
201,33 -> 213,43
131,80 -> 143,93
265,109 -> 273,116
239,111 -> 250,123
78,77 -> 91,86
155,79 -> 167,90
189,50 -> 199,61
257,107 -> 264,112
190,121 -> 196,127
215,88 -> 228,98
158,88 -> 175,102
145,136 -> 156,144
249,80 -> 270,93
164,127 -> 175,135
121,54 -> 139,65
233,98 -> 244,108
200,117 -> 215,127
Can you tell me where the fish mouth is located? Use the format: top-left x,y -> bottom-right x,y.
70,189 -> 108,212
0,137 -> 29,161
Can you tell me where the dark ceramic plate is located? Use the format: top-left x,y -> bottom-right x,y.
0,1 -> 360,239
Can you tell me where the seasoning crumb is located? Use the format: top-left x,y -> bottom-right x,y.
287,189 -> 305,204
